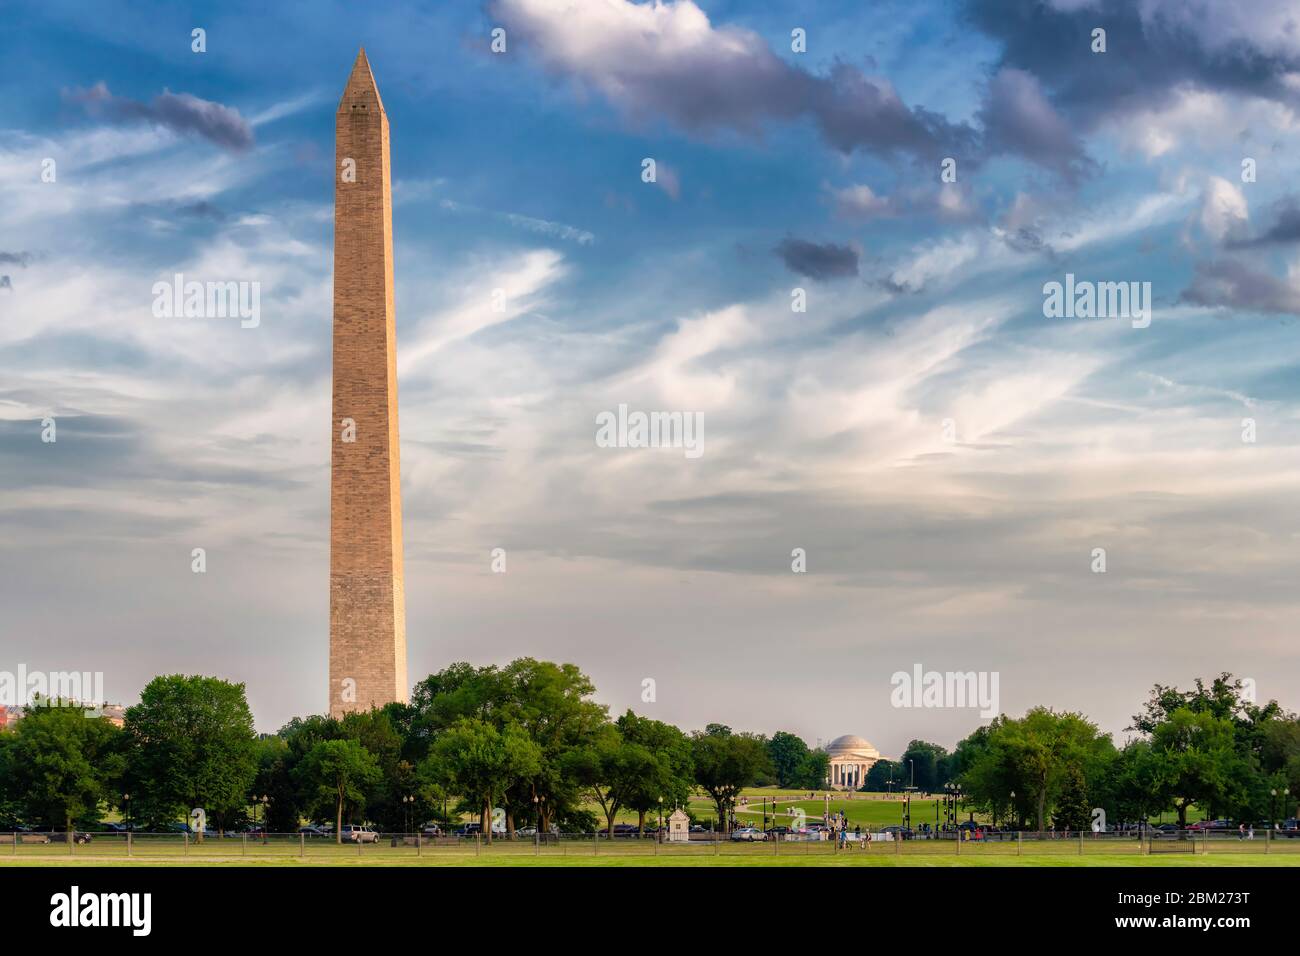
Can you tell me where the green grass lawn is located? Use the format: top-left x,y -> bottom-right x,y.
5,852 -> 1296,868
84,787 -> 1211,833
6,831 -> 1298,867
684,788 -> 980,830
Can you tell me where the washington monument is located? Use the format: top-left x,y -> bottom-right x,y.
329,49 -> 407,717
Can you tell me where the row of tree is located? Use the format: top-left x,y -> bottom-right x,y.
869,676 -> 1300,830
0,660 -> 818,841
2,665 -> 1296,839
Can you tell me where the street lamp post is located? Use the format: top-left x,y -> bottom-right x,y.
403,794 -> 414,835
259,795 -> 269,843
122,793 -> 131,830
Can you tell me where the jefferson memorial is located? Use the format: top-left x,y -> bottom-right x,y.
825,734 -> 881,790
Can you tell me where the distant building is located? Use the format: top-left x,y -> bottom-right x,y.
0,702 -> 125,728
825,734 -> 881,790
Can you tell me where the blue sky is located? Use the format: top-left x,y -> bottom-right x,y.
3,0 -> 1300,751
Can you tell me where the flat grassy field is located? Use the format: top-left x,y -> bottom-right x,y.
4,853 -> 1296,868
4,834 -> 1297,867
680,788 -> 985,832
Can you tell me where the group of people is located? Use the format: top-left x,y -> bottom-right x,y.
823,809 -> 868,848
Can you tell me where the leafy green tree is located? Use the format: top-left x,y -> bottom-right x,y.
565,724 -> 656,838
409,659 -> 607,835
802,748 -> 830,790
1004,709 -> 1113,832
339,708 -> 405,830
865,759 -> 902,792
426,718 -> 540,843
1102,739 -> 1164,826
690,726 -> 772,833
958,709 -> 1112,831
495,659 -> 607,836
1052,764 -> 1091,831
0,730 -> 22,827
295,738 -> 381,842
1130,673 -> 1293,822
123,675 -> 257,834
768,732 -> 811,788
1147,708 -> 1248,827
7,701 -> 122,834
617,710 -> 694,832
957,719 -> 1028,827
898,740 -> 949,792
251,734 -> 298,832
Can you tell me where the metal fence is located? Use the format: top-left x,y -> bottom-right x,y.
3,828 -> 1299,860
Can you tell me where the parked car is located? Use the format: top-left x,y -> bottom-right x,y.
730,827 -> 767,842
765,826 -> 792,836
515,826 -> 537,837
456,822 -> 506,836
299,825 -> 330,838
421,824 -> 444,837
601,824 -> 640,838
48,831 -> 93,845
340,826 -> 379,844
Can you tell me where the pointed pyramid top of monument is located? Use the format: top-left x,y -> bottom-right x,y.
338,47 -> 385,114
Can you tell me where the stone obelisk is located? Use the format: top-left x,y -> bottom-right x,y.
329,48 -> 407,717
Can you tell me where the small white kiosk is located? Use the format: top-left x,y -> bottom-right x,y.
667,808 -> 691,843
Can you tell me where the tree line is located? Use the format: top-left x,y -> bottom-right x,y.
0,659 -> 825,841
870,675 -> 1300,830
2,664 -> 1295,839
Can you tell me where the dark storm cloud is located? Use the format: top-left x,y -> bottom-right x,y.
0,252 -> 35,268
978,68 -> 1097,184
177,200 -> 226,220
775,238 -> 859,280
65,82 -> 254,152
962,0 -> 1300,125
491,0 -> 979,167
1226,198 -> 1300,249
1179,259 -> 1300,315
999,227 -> 1055,258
